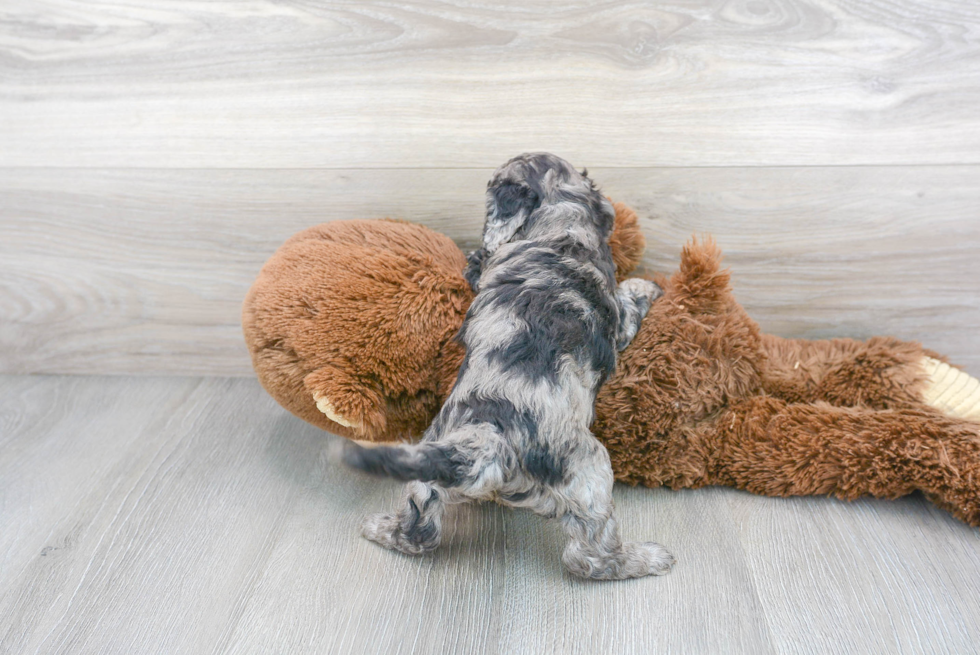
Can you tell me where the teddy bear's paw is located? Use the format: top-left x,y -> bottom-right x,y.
920,357 -> 980,423
313,393 -> 362,429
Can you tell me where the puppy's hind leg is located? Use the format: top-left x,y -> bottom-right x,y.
362,481 -> 447,555
556,445 -> 675,580
615,278 -> 662,351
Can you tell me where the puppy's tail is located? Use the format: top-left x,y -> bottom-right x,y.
342,441 -> 470,487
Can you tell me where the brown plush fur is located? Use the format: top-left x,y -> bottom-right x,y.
243,218 -> 471,441
593,240 -> 980,526
243,207 -> 980,527
607,201 -> 646,283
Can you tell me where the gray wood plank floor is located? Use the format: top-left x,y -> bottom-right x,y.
1,374 -> 978,655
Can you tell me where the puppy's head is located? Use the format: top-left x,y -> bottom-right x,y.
482,153 -> 614,253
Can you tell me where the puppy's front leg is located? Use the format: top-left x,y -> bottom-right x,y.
614,278 -> 662,351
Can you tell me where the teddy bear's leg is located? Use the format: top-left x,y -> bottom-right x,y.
614,278 -> 663,352
758,334 -> 980,419
303,365 -> 387,437
710,397 -> 980,527
361,481 -> 449,555
554,444 -> 675,580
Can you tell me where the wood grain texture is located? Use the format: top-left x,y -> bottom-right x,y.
727,492 -> 980,655
1,374 -> 978,654
2,0 -> 980,168
1,166 -> 978,376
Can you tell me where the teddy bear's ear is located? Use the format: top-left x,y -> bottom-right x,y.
608,201 -> 646,282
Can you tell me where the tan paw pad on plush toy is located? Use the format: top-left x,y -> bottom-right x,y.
921,357 -> 980,422
313,393 -> 360,429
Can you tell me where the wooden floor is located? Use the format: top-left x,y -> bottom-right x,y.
3,1 -> 980,653
1,374 -> 978,655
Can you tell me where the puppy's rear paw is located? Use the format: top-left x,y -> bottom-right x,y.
636,541 -> 676,576
361,512 -> 403,549
360,512 -> 433,556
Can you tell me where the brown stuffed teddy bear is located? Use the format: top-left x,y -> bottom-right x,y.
242,203 -> 980,527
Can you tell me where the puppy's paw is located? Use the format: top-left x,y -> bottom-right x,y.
360,512 -> 431,556
564,540 -> 676,580
361,512 -> 404,550
619,277 -> 663,305
464,248 -> 488,292
635,541 -> 676,576
615,277 -> 663,351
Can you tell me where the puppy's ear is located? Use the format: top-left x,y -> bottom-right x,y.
594,195 -> 617,238
483,182 -> 540,252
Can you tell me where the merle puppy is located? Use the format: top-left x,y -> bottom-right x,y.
345,153 -> 674,580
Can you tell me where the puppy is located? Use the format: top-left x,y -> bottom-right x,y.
345,153 -> 674,580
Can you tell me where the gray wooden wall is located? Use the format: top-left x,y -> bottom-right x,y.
2,0 -> 979,376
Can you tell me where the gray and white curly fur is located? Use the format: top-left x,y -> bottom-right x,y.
344,153 -> 675,580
